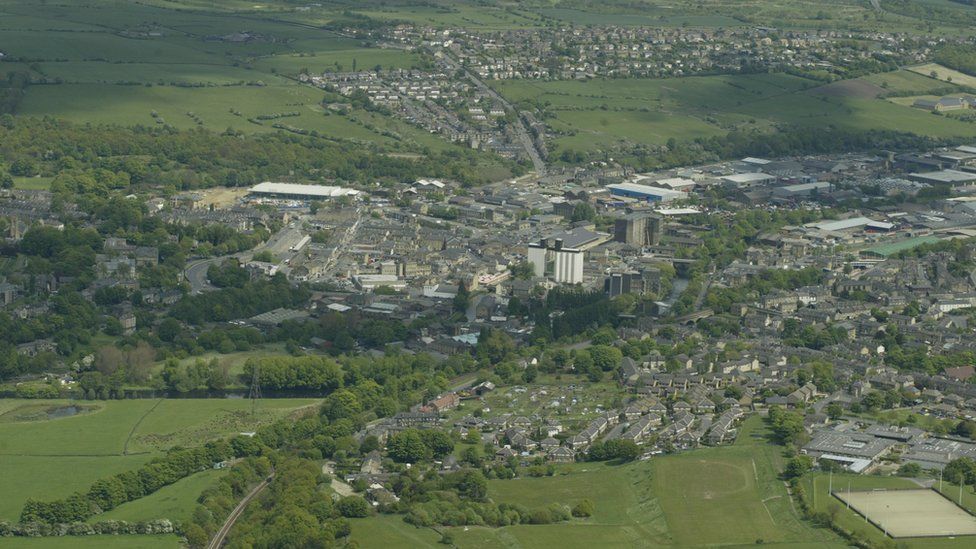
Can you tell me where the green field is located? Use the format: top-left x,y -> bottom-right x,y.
0,454 -> 155,521
11,176 -> 53,190
492,73 -> 976,157
93,468 -> 227,523
0,398 -> 316,521
0,535 -> 181,548
0,0 -> 458,153
413,416 -> 844,548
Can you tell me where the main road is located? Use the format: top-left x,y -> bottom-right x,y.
439,52 -> 547,176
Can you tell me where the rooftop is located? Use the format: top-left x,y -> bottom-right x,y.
250,182 -> 360,198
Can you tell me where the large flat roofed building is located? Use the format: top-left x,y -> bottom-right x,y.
249,182 -> 361,200
908,169 -> 976,186
720,172 -> 775,187
811,216 -> 894,233
527,227 -> 611,284
606,182 -> 685,203
802,430 -> 896,461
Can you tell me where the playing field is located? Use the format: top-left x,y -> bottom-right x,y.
835,490 -> 976,538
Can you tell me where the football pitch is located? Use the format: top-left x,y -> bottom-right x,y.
834,489 -> 976,538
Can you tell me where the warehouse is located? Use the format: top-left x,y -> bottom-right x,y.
908,170 -> 976,186
249,182 -> 361,200
719,172 -> 775,188
811,217 -> 894,233
606,182 -> 685,203
773,181 -> 832,198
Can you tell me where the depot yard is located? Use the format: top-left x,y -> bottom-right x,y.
834,489 -> 976,539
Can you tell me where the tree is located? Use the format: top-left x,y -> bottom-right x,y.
336,495 -> 370,518
321,389 -> 362,421
768,407 -> 805,446
572,499 -> 595,518
0,169 -> 12,189
388,429 -> 429,463
826,402 -> 844,420
571,202 -> 596,222
784,455 -> 813,479
453,282 -> 470,313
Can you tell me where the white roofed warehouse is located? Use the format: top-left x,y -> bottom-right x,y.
249,182 -> 361,200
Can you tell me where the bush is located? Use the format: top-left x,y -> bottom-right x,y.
572,499 -> 594,518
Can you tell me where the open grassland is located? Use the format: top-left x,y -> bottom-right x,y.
0,398 -> 316,521
862,69 -> 965,96
802,473 -> 976,548
349,514 -> 442,548
0,0 -> 454,152
492,73 -> 976,157
908,63 -> 976,89
93,468 -> 227,523
435,416 -> 842,548
0,454 -> 154,521
16,83 -> 453,150
0,535 -> 181,548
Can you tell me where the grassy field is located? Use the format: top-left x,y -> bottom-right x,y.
11,176 -> 53,190
0,398 -> 316,521
93,468 -> 227,523
492,72 -> 976,157
348,514 -> 443,548
435,416 -> 843,548
0,0 -> 463,154
0,535 -> 181,548
0,454 -> 155,521
907,63 -> 976,89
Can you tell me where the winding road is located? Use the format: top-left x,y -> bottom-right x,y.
207,472 -> 275,549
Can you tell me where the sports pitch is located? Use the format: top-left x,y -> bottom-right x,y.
834,489 -> 976,538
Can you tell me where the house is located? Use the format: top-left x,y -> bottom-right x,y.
427,393 -> 460,413
547,446 -> 576,463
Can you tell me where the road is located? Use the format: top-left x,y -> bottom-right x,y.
207,472 -> 275,549
184,257 -> 221,295
321,208 -> 362,276
440,52 -> 547,175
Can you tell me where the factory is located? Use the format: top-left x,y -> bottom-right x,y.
606,182 -> 685,203
527,227 -> 611,284
249,182 -> 361,200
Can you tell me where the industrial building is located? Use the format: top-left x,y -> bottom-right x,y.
811,217 -> 894,233
773,181 -> 832,198
249,182 -> 361,200
908,170 -> 976,186
606,182 -> 685,203
614,212 -> 662,246
527,227 -> 611,284
719,172 -> 775,188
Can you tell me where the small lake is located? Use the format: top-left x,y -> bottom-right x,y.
47,405 -> 83,419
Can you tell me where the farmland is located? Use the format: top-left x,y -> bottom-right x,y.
491,73 -> 976,158
0,398 -> 317,522
0,0 -> 456,152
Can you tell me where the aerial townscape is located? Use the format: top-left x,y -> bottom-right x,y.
9,1 -> 976,548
